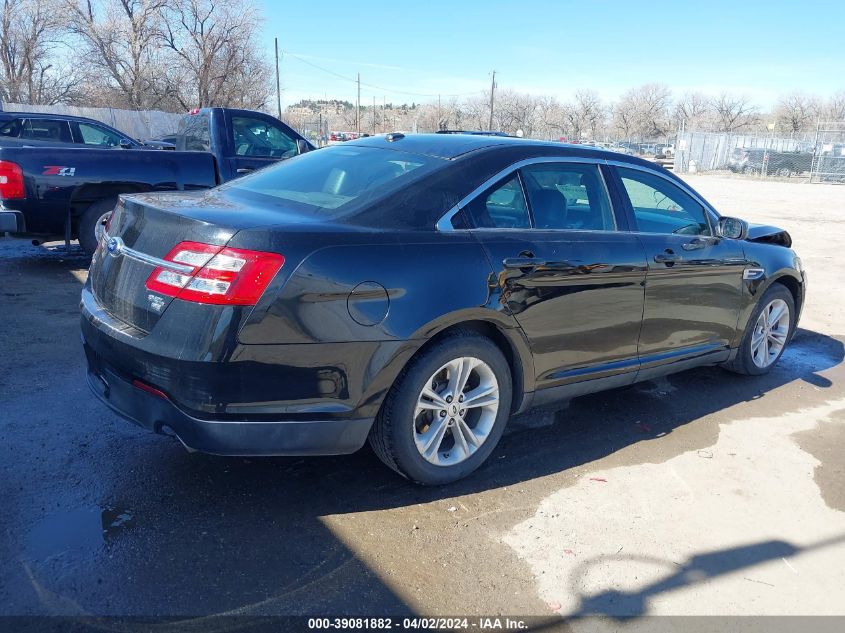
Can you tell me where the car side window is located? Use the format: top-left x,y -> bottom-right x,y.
181,114 -> 211,151
77,122 -> 123,147
20,119 -> 73,143
520,163 -> 615,231
463,174 -> 530,229
231,116 -> 297,158
617,167 -> 712,236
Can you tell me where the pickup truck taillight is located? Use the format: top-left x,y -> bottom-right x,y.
0,160 -> 24,200
145,241 -> 284,306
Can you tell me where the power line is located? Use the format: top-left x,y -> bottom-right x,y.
281,50 -> 483,99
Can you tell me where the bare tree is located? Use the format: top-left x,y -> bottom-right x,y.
673,91 -> 711,131
64,0 -> 169,109
0,0 -> 81,104
710,92 -> 758,133
775,92 -> 819,135
495,89 -> 539,136
570,90 -> 604,139
613,83 -> 671,139
160,0 -> 271,110
821,90 -> 845,122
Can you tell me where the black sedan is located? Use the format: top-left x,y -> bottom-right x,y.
81,134 -> 806,484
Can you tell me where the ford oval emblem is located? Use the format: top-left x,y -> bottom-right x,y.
106,236 -> 123,256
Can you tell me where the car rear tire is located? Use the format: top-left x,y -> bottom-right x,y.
724,283 -> 795,375
79,198 -> 117,256
369,330 -> 512,485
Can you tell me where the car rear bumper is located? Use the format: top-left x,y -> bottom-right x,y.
85,363 -> 374,456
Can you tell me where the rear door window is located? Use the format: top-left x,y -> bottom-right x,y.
463,175 -> 530,229
520,163 -> 615,231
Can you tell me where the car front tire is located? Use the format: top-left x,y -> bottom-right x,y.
369,330 -> 513,485
724,283 -> 795,375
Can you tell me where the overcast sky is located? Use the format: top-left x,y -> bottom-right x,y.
260,0 -> 844,108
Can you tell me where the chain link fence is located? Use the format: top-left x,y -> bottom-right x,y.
672,131 -> 813,177
673,127 -> 845,183
810,122 -> 845,183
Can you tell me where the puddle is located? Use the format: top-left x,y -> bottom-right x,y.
26,505 -> 134,563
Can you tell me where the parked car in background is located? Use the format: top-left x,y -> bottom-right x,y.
0,111 -> 147,149
81,133 -> 805,485
728,147 -> 813,176
0,108 -> 313,254
143,133 -> 178,150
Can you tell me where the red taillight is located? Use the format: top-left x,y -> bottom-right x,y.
0,160 -> 24,200
145,241 -> 284,306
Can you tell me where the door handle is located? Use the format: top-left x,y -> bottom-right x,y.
236,167 -> 254,174
653,252 -> 682,264
503,257 -> 547,270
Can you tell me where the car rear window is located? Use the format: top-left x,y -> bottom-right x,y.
224,145 -> 445,215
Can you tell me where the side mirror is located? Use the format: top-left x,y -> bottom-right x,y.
296,139 -> 312,155
717,216 -> 748,240
119,139 -> 133,149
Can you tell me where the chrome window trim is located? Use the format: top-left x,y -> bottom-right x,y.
435,156 -> 723,234
435,156 -> 607,232
606,159 -> 720,235
101,231 -> 196,274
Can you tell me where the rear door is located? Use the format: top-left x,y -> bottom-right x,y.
453,159 -> 647,397
609,164 -> 746,371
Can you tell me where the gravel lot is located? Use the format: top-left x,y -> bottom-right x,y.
0,174 -> 843,626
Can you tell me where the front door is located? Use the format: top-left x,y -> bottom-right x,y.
611,165 -> 746,370
462,161 -> 647,397
225,112 -> 302,179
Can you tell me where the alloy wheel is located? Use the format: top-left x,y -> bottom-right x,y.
413,357 -> 500,467
751,298 -> 790,368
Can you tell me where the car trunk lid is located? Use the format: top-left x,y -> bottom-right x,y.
89,192 -> 241,333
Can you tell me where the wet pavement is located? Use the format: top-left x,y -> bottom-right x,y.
1,176 -> 844,622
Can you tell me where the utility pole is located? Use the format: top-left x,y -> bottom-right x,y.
488,70 -> 496,131
274,38 -> 282,119
438,94 -> 442,131
372,95 -> 377,134
356,73 -> 361,134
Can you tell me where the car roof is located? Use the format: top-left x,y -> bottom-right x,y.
345,132 -> 663,169
346,132 -> 624,160
0,111 -> 115,127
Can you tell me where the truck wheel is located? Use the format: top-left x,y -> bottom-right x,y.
79,198 -> 117,255
369,331 -> 512,485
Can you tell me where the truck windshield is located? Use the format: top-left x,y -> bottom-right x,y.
224,145 -> 445,215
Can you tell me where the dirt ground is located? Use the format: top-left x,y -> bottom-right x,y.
0,174 -> 843,628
